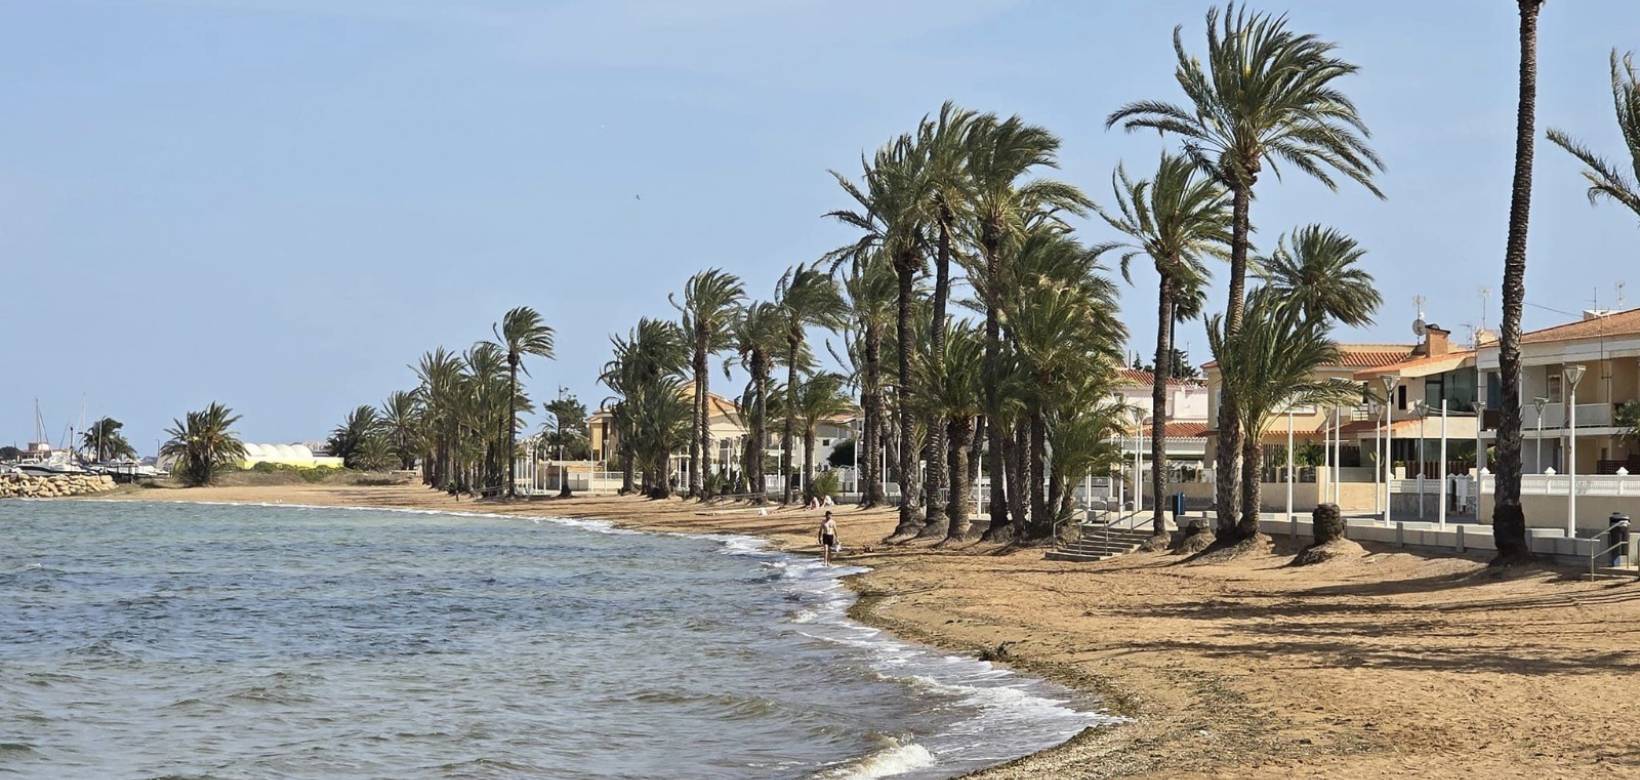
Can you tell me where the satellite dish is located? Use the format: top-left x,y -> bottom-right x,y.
1412,318 -> 1428,337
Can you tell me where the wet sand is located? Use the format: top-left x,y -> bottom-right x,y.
99,483 -> 1640,778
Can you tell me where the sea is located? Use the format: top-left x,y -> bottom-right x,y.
0,500 -> 1116,779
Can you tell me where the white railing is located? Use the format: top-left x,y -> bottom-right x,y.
1478,473 -> 1640,497
1536,402 -> 1614,429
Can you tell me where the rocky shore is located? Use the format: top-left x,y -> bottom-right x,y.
0,473 -> 118,499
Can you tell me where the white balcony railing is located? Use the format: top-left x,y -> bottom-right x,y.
1533,402 -> 1613,429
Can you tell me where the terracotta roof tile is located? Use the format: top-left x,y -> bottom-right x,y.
1116,368 -> 1206,388
1519,307 -> 1640,344
1203,343 -> 1415,371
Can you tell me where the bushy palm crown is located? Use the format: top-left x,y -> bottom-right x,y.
1106,4 -> 1383,195
774,263 -> 849,347
81,417 -> 137,461
160,402 -> 247,486
1094,152 -> 1232,290
915,322 -> 987,420
793,372 -> 854,436
329,405 -> 385,467
1547,50 -> 1640,222
1257,224 -> 1381,327
827,135 -> 933,274
675,269 -> 746,356
1207,292 -> 1360,442
1003,229 -> 1127,390
962,114 -> 1089,251
495,306 -> 556,372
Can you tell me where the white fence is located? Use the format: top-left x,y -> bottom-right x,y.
1479,473 -> 1640,498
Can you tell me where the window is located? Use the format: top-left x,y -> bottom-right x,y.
820,439 -> 832,447
1546,371 -> 1563,403
1397,384 -> 1407,411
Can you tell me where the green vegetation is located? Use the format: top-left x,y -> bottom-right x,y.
160,402 -> 247,487
81,417 -> 137,462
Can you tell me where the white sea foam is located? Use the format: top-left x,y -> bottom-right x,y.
816,737 -> 937,779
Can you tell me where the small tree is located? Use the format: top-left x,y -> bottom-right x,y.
160,403 -> 247,487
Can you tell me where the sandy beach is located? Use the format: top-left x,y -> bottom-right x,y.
97,482 -> 1640,778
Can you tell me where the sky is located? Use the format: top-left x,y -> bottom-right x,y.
4,0 -> 1638,454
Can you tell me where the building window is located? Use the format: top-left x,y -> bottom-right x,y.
1546,371 -> 1563,403
821,438 -> 832,447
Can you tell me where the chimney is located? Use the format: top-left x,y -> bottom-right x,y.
1423,324 -> 1451,356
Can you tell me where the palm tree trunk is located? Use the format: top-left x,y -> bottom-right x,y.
506,362 -> 518,498
1238,426 -> 1262,538
1494,0 -> 1545,564
981,237 -> 1011,540
1008,421 -> 1029,535
945,415 -> 973,542
1151,277 -> 1172,538
969,415 -> 986,486
891,263 -> 922,538
803,428 -> 817,502
784,336 -> 800,505
922,216 -> 953,535
863,318 -> 885,507
1029,406 -> 1048,536
688,350 -> 703,500
1215,181 -> 1254,539
698,348 -> 713,500
620,446 -> 635,495
753,355 -> 769,506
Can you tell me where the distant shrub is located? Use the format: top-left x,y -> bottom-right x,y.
813,470 -> 840,500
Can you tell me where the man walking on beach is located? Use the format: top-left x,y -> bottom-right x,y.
818,511 -> 839,565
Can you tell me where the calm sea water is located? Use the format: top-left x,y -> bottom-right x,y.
0,500 -> 1113,779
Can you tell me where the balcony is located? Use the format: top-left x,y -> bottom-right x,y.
1483,402 -> 1616,431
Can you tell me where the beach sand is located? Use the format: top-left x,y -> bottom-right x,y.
99,483 -> 1640,778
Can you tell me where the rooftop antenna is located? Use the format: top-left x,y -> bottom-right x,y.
1412,294 -> 1428,338
1478,287 -> 1490,333
1617,281 -> 1627,310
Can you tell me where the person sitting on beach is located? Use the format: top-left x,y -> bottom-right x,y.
805,494 -> 821,511
818,511 -> 839,565
821,494 -> 835,508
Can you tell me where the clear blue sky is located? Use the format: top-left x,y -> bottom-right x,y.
4,0 -> 1637,454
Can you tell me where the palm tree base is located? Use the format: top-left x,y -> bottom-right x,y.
913,513 -> 950,540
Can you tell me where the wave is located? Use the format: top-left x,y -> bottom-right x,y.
815,735 -> 936,779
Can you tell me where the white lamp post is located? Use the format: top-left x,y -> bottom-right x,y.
1132,408 -> 1145,517
1415,401 -> 1428,519
1286,409 -> 1295,523
1531,396 -> 1548,474
1565,364 -> 1587,536
1439,398 -> 1449,529
1381,375 -> 1399,523
1371,400 -> 1381,516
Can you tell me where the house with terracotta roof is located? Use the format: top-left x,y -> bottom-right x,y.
1113,368 -> 1211,472
1475,307 -> 1640,476
1351,323 -> 1480,474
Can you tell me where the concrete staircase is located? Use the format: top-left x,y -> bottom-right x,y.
1046,524 -> 1154,563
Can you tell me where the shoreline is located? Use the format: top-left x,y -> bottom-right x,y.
85,483 -> 1640,778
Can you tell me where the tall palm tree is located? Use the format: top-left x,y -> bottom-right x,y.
1547,50 -> 1640,223
494,307 -> 555,498
1493,0 -> 1547,565
160,402 -> 247,487
963,114 -> 1089,541
413,347 -> 465,490
381,390 -> 421,471
836,250 -> 898,508
914,102 -> 978,535
1108,4 -> 1384,541
329,405 -> 385,468
672,269 -> 746,500
915,321 -> 987,542
727,301 -> 784,504
1208,292 -> 1360,535
829,135 -> 935,538
791,372 -> 854,502
81,417 -> 136,462
1258,225 -> 1382,327
1093,152 -> 1231,539
772,263 -> 848,505
601,318 -> 688,495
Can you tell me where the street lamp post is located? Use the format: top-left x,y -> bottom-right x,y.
1565,364 -> 1587,536
1381,376 -> 1400,524
1371,400 -> 1381,517
1415,401 -> 1428,519
1439,398 -> 1449,529
1286,410 -> 1295,524
1532,396 -> 1548,474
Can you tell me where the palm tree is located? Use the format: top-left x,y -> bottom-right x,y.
1258,225 -> 1382,327
494,307 -> 555,498
1093,152 -> 1231,539
835,250 -> 898,508
1109,4 -> 1383,541
772,263 -> 848,504
413,348 -> 465,490
1492,0 -> 1547,565
1547,50 -> 1640,223
791,372 -> 854,502
160,402 -> 247,487
601,318 -> 689,495
829,134 -> 933,538
672,269 -> 745,500
915,102 -> 978,535
81,417 -> 136,462
1207,292 -> 1361,536
381,390 -> 421,471
727,301 -> 784,505
463,340 -> 516,496
963,113 -> 1089,541
916,322 -> 986,542
329,405 -> 385,468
